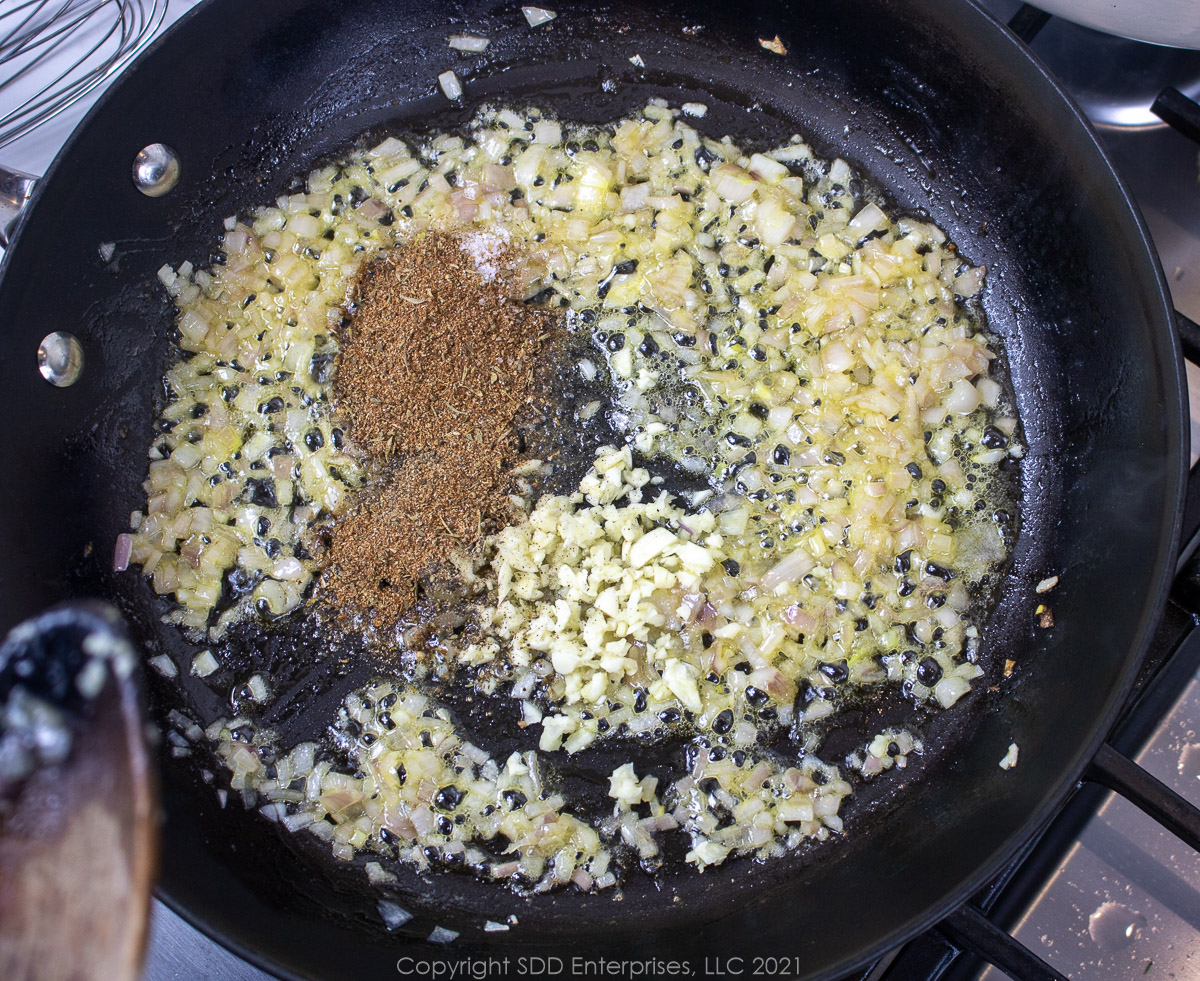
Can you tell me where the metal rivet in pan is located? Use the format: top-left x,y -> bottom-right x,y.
132,143 -> 180,197
37,331 -> 84,387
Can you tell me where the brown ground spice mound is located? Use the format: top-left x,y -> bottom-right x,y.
317,232 -> 556,627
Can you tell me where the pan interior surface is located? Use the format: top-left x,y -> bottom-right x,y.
0,0 -> 1182,977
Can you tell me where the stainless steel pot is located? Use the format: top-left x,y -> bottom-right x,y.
1030,0 -> 1200,49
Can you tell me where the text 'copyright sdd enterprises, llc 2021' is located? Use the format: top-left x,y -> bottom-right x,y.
395,954 -> 810,979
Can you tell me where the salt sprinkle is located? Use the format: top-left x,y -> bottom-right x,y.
460,228 -> 512,282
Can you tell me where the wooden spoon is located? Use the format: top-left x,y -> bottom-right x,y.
0,603 -> 157,981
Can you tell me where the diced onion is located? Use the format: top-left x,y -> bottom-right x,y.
522,6 -> 556,26
438,70 -> 463,101
113,533 -> 132,571
848,202 -> 888,234
934,675 -> 972,708
448,34 -> 490,52
378,901 -> 413,930
760,550 -> 815,590
953,265 -> 986,297
946,378 -> 982,415
148,654 -> 177,678
191,650 -> 219,677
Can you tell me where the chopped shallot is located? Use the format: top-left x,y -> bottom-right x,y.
438,70 -> 463,101
522,6 -> 556,26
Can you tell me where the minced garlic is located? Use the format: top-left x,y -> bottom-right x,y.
465,445 -> 727,752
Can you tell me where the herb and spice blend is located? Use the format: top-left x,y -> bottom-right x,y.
126,100 -> 1020,895
317,232 -> 557,629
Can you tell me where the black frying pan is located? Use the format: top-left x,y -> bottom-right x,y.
0,0 -> 1188,978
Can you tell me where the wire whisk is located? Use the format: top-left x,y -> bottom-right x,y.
0,0 -> 168,150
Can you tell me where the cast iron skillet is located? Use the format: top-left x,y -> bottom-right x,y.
0,0 -> 1186,977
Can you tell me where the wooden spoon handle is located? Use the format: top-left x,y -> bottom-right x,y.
0,603 -> 158,981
